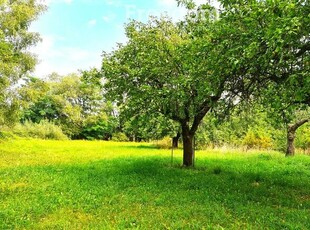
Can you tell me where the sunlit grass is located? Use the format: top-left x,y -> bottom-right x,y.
0,140 -> 171,168
0,139 -> 309,229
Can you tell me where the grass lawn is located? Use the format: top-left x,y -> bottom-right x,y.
0,139 -> 309,229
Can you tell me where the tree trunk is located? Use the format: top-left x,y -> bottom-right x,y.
286,118 -> 309,156
182,124 -> 194,166
286,128 -> 296,156
172,132 -> 181,148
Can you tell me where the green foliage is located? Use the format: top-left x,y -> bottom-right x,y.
12,120 -> 68,140
194,107 -> 281,150
0,96 -> 20,127
0,140 -> 309,229
0,0 -> 45,125
21,94 -> 82,137
242,129 -> 272,150
195,115 -> 243,149
218,0 -> 309,154
0,130 -> 16,140
102,0 -> 309,165
111,132 -> 129,142
18,72 -> 114,139
79,115 -> 117,140
19,75 -> 83,137
152,136 -> 173,149
122,113 -> 177,142
296,124 -> 310,152
270,128 -> 287,152
22,96 -> 61,123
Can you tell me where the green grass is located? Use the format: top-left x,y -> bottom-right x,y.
0,139 -> 309,229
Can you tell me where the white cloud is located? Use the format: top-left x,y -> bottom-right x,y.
31,35 -> 101,77
102,14 -> 116,23
88,19 -> 97,26
39,0 -> 73,6
157,0 -> 177,7
104,0 -> 121,7
195,0 -> 207,5
157,0 -> 219,8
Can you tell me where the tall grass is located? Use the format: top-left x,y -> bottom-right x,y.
0,140 -> 309,229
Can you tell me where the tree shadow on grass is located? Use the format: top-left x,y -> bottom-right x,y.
61,157 -> 310,208
135,145 -> 161,149
65,158 -> 309,227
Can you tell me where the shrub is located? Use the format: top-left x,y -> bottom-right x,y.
13,120 -> 68,140
0,130 -> 16,140
112,132 -> 129,142
153,136 -> 173,149
195,132 -> 210,150
242,129 -> 272,150
270,128 -> 287,152
79,116 -> 117,141
296,126 -> 310,153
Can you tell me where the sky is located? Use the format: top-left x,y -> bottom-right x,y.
30,0 -> 212,77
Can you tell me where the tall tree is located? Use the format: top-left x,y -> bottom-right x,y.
102,11 -> 258,166
103,0 -> 309,165
0,0 -> 44,125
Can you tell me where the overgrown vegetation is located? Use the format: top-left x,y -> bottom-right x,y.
0,140 -> 309,229
0,120 -> 68,140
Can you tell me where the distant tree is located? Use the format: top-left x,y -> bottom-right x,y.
20,75 -> 82,136
0,0 -> 44,125
19,71 -> 118,139
78,68 -> 104,116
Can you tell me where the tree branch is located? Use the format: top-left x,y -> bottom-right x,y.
288,118 -> 309,132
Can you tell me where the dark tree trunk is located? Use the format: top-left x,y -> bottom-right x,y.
182,124 -> 194,166
173,97 -> 213,166
172,132 -> 181,148
286,118 -> 309,156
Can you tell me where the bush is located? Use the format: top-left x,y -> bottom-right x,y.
112,132 -> 128,142
271,129 -> 287,152
296,126 -> 310,153
13,120 -> 68,140
79,116 -> 117,140
242,129 -> 272,150
195,132 -> 211,150
153,136 -> 173,149
0,130 -> 16,140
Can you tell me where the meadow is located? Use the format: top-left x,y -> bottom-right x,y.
0,139 -> 309,229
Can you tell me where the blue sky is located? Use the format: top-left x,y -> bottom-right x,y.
30,0 -> 209,77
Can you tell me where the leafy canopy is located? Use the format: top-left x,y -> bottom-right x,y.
0,0 -> 45,125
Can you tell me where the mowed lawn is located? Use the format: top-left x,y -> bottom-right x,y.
0,140 -> 309,229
